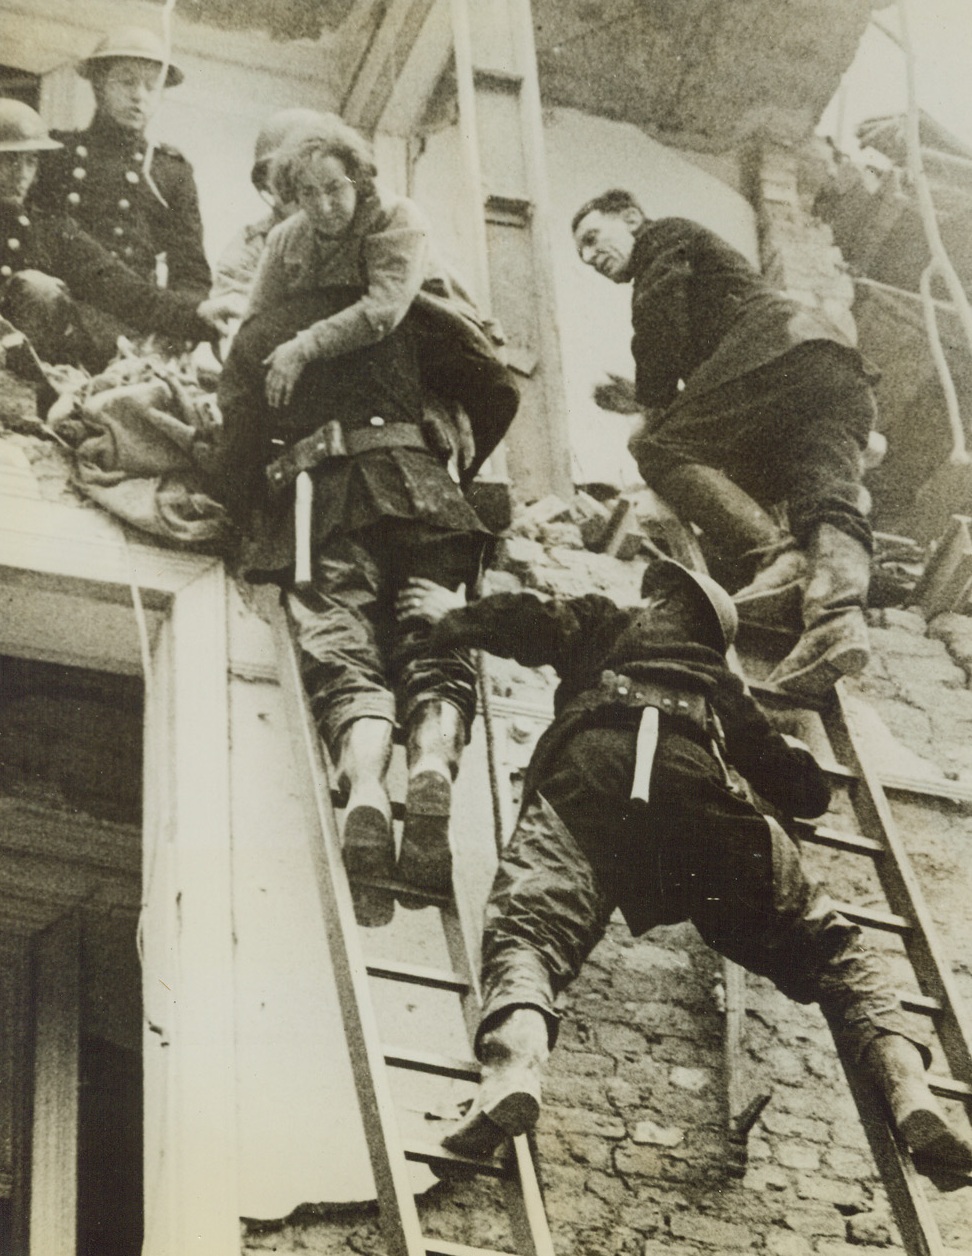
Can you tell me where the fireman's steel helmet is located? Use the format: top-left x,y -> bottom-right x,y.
251,108 -> 328,190
641,553 -> 739,651
0,101 -> 63,153
78,26 -> 184,88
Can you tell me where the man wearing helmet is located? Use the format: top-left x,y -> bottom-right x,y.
210,108 -> 325,319
32,25 -> 210,298
0,100 -> 233,371
397,557 -> 972,1180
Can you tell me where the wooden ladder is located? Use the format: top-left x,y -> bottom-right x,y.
738,669 -> 972,1253
268,598 -> 556,1256
641,501 -> 972,1248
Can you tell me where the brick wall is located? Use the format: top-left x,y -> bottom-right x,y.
242,539 -> 972,1254
240,136 -> 972,1256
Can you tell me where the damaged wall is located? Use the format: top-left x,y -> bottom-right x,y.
239,519 -> 972,1255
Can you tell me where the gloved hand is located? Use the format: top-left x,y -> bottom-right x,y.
593,373 -> 640,414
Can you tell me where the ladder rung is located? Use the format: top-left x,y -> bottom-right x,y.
796,823 -> 884,856
352,873 -> 451,907
835,902 -> 912,934
928,1073 -> 972,1103
367,959 -> 469,995
473,67 -> 523,93
385,1046 -> 480,1081
822,762 -> 858,783
749,681 -> 831,713
898,991 -> 943,1016
426,1240 -> 519,1256
405,1138 -> 507,1182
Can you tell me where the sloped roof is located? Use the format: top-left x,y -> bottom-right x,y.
530,0 -> 875,151
168,0 -> 875,151
175,0 -> 355,42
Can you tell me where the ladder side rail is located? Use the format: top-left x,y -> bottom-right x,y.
828,685 -> 972,1088
652,511 -> 765,1155
504,1137 -> 555,1256
833,1036 -> 946,1256
438,703 -> 556,1256
268,601 -> 427,1256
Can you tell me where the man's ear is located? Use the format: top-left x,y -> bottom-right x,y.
620,206 -> 645,231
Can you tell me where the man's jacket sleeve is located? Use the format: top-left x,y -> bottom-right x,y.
295,204 -> 429,362
48,216 -> 212,342
155,148 -> 212,295
630,233 -> 693,410
430,592 -> 615,673
712,671 -> 831,819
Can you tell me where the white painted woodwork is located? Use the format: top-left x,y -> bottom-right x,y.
29,913 -> 81,1256
140,561 -> 241,1256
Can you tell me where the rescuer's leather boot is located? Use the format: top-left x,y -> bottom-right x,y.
865,1034 -> 972,1181
733,539 -> 808,629
398,700 -> 466,901
655,464 -> 782,556
442,1008 -> 550,1160
338,717 -> 395,927
768,524 -> 871,697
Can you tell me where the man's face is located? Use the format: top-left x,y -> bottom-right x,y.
0,151 -> 39,205
573,209 -> 638,282
295,152 -> 358,238
96,58 -> 164,133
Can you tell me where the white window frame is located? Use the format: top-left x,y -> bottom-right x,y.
0,493 -> 240,1256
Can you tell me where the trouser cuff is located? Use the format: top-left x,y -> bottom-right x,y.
479,948 -> 559,1055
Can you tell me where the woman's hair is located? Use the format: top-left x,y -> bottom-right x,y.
269,112 -> 378,205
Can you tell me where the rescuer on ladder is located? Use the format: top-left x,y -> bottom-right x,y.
398,556 -> 972,1179
215,115 -> 518,927
572,189 -> 879,700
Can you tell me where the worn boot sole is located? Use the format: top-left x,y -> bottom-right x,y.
441,1088 -> 541,1160
769,641 -> 870,699
902,1108 -> 972,1183
343,805 -> 395,928
397,771 -> 453,906
734,579 -> 804,631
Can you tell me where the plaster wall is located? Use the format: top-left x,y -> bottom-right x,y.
543,107 -> 758,489
414,106 -> 759,491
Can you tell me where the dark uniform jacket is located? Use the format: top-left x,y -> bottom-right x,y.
33,112 -> 211,294
432,586 -> 830,821
628,217 -> 867,413
0,200 -> 214,344
217,289 -> 490,582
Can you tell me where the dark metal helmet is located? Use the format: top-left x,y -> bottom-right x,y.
640,554 -> 738,651
78,26 -> 184,88
0,100 -> 63,153
251,108 -> 327,190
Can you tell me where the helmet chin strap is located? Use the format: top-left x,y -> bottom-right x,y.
142,0 -> 177,210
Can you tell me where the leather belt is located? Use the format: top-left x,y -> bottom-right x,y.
597,670 -> 710,807
598,670 -> 708,729
266,419 -> 427,492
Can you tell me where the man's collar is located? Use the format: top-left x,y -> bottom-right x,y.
90,110 -> 146,149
